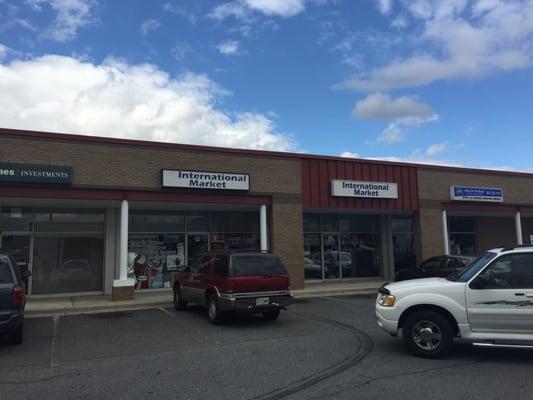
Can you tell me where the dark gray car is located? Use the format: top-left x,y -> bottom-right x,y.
0,251 -> 30,345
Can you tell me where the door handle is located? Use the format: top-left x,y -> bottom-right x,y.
514,293 -> 525,296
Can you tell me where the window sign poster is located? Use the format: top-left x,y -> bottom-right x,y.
530,235 -> 533,245
128,234 -> 184,289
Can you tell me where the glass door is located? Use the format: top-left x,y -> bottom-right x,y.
322,233 -> 340,279
1,235 -> 32,292
186,233 -> 209,267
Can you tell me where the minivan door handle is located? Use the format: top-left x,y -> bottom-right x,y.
515,293 -> 525,296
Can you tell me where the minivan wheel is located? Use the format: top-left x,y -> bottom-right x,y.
207,295 -> 226,325
173,286 -> 187,311
262,310 -> 281,321
403,310 -> 453,358
9,320 -> 23,345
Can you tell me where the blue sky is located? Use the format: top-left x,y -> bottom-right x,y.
1,0 -> 533,170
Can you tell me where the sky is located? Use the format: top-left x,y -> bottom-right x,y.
1,0 -> 533,171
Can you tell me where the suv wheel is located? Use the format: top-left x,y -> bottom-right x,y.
9,320 -> 23,345
173,286 -> 187,311
262,310 -> 281,321
207,294 -> 226,325
403,310 -> 453,358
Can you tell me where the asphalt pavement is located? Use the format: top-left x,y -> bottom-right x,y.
1,296 -> 532,400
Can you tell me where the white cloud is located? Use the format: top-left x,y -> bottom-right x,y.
140,19 -> 160,37
209,0 -> 307,20
340,151 -> 359,158
425,141 -> 448,156
336,0 -> 533,92
353,92 -> 435,120
0,44 -> 8,61
377,0 -> 393,15
217,40 -> 241,55
29,0 -> 97,42
0,55 -> 296,151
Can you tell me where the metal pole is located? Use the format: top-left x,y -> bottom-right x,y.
442,210 -> 450,255
260,205 -> 268,252
120,199 -> 129,280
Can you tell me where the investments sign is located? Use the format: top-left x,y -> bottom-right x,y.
0,163 -> 72,184
331,180 -> 398,199
162,170 -> 250,191
450,186 -> 503,202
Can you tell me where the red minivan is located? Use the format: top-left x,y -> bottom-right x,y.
173,251 -> 292,324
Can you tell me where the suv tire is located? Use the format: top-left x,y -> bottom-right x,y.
262,310 -> 281,321
9,320 -> 23,345
403,310 -> 453,358
173,286 -> 187,311
207,294 -> 226,325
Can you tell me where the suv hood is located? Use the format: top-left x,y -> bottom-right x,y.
385,277 -> 452,293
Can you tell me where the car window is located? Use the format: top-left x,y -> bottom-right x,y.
453,252 -> 497,282
214,255 -> 229,276
475,253 -> 533,289
231,254 -> 287,276
197,255 -> 211,274
0,256 -> 14,284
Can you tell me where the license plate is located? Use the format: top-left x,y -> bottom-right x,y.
255,297 -> 269,306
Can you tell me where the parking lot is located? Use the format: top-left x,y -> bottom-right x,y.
1,296 -> 532,400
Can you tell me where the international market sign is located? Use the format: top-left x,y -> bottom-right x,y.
0,163 -> 72,184
162,169 -> 250,191
331,180 -> 398,199
450,186 -> 503,202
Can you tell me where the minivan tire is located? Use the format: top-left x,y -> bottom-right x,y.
9,320 -> 23,345
207,294 -> 226,325
403,310 -> 453,358
262,310 -> 281,321
173,286 -> 187,311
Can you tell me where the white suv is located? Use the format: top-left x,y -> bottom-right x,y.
376,247 -> 533,358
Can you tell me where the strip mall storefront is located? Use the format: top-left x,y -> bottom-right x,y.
2,128 -> 533,299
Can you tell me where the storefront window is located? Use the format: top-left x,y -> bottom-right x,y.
187,212 -> 209,232
130,211 -> 185,233
32,236 -> 104,295
210,233 -> 259,251
35,209 -> 104,232
304,213 -> 381,280
448,216 -> 476,255
128,234 -> 185,290
210,212 -> 259,232
392,217 -> 417,274
303,234 -> 322,280
1,207 -> 33,232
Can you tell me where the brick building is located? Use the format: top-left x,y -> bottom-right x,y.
1,128 -> 533,299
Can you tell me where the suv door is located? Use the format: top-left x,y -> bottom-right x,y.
466,252 -> 533,334
0,256 -> 15,320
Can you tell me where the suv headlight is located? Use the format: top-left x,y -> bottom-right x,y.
379,294 -> 396,307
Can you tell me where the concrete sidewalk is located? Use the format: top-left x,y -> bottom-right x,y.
26,278 -> 385,317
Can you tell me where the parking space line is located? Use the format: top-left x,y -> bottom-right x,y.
158,307 -> 175,317
50,315 -> 60,368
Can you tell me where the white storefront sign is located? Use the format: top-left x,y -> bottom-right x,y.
162,170 -> 249,190
450,186 -> 503,202
331,180 -> 398,199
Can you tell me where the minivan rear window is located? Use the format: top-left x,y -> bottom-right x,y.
0,256 -> 14,284
231,254 -> 287,277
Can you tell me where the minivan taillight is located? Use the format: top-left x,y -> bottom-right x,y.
12,286 -> 23,306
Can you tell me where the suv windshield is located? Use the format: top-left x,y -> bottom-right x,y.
231,254 -> 287,277
0,256 -> 14,284
448,252 -> 497,282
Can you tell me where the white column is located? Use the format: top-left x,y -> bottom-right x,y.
113,199 -> 134,287
515,211 -> 523,245
442,210 -> 450,255
260,204 -> 268,252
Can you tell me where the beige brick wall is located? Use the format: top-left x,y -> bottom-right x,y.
417,208 -> 444,260
271,202 -> 304,289
418,170 -> 533,203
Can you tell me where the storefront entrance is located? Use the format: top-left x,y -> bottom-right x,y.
186,233 -> 209,266
0,207 -> 105,296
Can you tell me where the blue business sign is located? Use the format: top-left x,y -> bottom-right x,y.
450,186 -> 503,202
